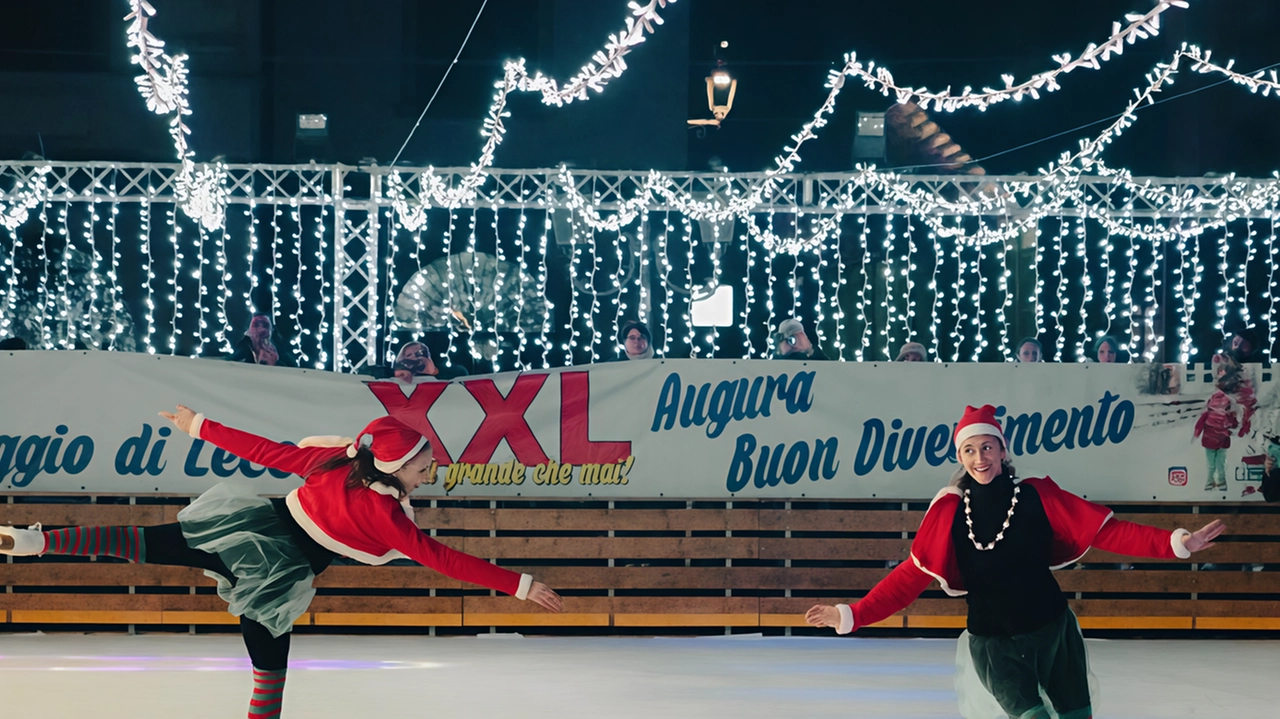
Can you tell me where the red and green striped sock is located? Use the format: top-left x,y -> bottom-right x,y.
41,526 -> 145,563
248,667 -> 286,719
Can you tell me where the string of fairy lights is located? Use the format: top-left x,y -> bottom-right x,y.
2,0 -> 1280,368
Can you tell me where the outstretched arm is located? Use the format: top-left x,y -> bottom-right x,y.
1092,517 -> 1225,560
806,559 -> 934,634
159,404 -> 335,478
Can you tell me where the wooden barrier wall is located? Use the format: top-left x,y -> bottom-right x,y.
3,495 -> 1279,632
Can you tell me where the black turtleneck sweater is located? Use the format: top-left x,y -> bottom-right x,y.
949,474 -> 1067,636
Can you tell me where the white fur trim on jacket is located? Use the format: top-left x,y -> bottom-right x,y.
515,573 -> 533,600
188,413 -> 205,440
954,423 -> 1004,450
1170,528 -> 1192,559
299,435 -> 354,448
836,603 -> 854,634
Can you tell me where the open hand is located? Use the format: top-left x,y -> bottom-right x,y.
158,404 -> 197,435
1182,519 -> 1226,553
805,604 -> 840,629
527,581 -> 563,613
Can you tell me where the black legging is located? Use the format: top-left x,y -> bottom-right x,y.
141,523 -> 290,670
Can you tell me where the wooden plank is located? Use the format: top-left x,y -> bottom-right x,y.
160,611 -> 239,625
463,613 -> 611,627
314,613 -> 462,627
308,596 -> 462,614
905,616 -> 967,628
759,509 -> 924,533
418,508 -> 759,532
0,505 -> 183,526
1076,616 -> 1193,630
10,610 -> 162,624
1110,514 -> 1280,535
1082,544 -> 1280,563
312,566 -> 460,590
460,536 -> 759,559
614,613 -> 758,627
758,538 -> 910,561
0,564 -> 214,587
1195,617 -> 1280,630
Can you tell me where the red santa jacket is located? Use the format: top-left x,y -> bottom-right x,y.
188,414 -> 531,600
834,476 -> 1192,634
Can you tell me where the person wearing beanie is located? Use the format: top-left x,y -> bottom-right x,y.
773,318 -> 830,361
895,341 -> 928,362
611,319 -> 655,361
1092,335 -> 1121,363
805,404 -> 1225,719
1224,326 -> 1263,364
1,405 -> 562,717
1016,337 -> 1043,362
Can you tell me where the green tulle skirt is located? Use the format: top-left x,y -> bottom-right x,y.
177,482 -> 316,638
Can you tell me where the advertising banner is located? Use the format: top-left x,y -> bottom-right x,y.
1,352 -> 1276,501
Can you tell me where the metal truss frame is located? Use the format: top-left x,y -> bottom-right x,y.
3,160 -> 1276,371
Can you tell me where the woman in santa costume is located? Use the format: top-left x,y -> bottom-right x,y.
805,404 -> 1224,719
1,405 -> 562,718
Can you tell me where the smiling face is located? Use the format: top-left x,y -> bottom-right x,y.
392,447 -> 434,494
959,434 -> 1006,485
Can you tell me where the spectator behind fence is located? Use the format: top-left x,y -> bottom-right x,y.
1262,453 -> 1280,502
392,341 -> 468,381
1092,335 -> 1122,363
773,318 -> 830,361
228,314 -> 294,367
895,342 -> 928,362
0,336 -> 28,350
1016,337 -> 1043,363
1224,326 -> 1263,364
611,320 -> 654,361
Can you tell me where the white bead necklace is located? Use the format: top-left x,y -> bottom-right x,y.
963,484 -> 1020,551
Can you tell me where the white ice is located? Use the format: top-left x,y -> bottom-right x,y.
0,632 -> 1275,718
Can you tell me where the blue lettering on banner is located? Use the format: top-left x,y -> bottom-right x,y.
726,433 -> 839,492
652,370 -> 816,439
851,393 -> 1136,477
0,425 -> 96,487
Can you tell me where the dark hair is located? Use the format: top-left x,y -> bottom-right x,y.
315,446 -> 408,499
1093,335 -> 1120,359
620,320 -> 651,344
0,337 -> 27,350
1016,337 -> 1042,353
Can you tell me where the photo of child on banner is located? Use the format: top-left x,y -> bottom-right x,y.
1192,353 -> 1262,492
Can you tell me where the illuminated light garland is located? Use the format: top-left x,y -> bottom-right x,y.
442,210 -> 460,368
0,225 -> 16,336
636,210 -> 651,328
764,212 -> 778,357
882,213 -> 898,360
193,225 -> 209,355
1072,217 -> 1088,362
289,204 -> 307,365
55,202 -> 72,349
269,205 -> 284,329
951,228 -> 967,362
34,201 -> 51,348
657,211 -> 675,357
705,216 -> 723,358
464,209 -> 481,362
79,201 -> 100,347
106,197 -> 124,349
904,213 -> 919,350
975,223 -> 991,361
1214,223 -> 1229,346
812,218 -> 828,359
995,219 -> 1013,361
611,225 -> 626,362
124,2 -> 227,231
491,204 -> 508,371
140,197 -> 157,353
680,213 -> 697,357
1052,216 -> 1068,361
1032,223 -> 1045,344
1122,224 -> 1140,359
513,203 -> 530,369
1267,216 -> 1278,363
1143,235 -> 1164,362
1185,227 -> 1205,363
1239,218 -> 1257,329
927,227 -> 942,360
855,214 -> 871,361
167,204 -> 181,353
565,212 -> 582,365
829,215 -> 846,361
244,201 -> 259,325
740,217 -> 757,358
312,205 -> 330,369
537,208 -> 552,368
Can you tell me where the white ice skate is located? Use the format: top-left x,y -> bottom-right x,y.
0,523 -> 45,556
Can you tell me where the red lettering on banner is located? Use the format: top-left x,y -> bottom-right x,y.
560,371 -> 631,464
367,382 -> 455,464
459,375 -> 551,465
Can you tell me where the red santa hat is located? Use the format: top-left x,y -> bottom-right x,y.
953,404 -> 1006,450
300,416 -> 428,474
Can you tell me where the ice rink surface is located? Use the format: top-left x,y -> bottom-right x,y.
0,632 -> 1275,718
